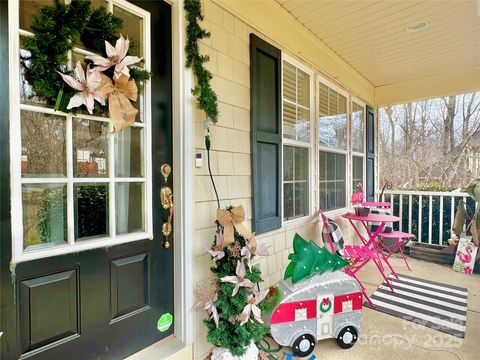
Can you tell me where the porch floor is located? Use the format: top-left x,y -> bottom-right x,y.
310,256 -> 480,360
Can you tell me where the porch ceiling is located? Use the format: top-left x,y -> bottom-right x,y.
275,0 -> 480,88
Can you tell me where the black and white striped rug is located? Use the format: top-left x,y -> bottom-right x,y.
365,273 -> 468,338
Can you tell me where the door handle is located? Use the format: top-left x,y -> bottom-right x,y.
161,188 -> 173,249
160,164 -> 173,249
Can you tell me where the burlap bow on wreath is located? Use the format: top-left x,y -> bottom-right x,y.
217,206 -> 256,250
97,73 -> 138,132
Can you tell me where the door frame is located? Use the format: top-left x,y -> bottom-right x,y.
170,0 -> 194,351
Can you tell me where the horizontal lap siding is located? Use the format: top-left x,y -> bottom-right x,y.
193,2 -> 367,358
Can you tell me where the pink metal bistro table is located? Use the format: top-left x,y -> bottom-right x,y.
342,212 -> 401,291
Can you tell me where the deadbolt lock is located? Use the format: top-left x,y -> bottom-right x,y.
160,163 -> 171,183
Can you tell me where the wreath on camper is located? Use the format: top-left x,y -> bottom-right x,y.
22,0 -> 150,132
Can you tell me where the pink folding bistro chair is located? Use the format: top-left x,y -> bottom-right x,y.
378,231 -> 415,271
363,202 -> 415,272
319,211 -> 379,307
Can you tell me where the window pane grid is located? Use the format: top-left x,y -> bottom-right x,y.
20,112 -> 148,250
16,84 -> 146,252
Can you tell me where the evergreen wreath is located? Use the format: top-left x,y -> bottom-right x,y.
22,0 -> 150,114
184,0 -> 218,123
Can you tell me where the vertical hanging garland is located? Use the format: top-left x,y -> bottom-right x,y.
184,0 -> 220,207
184,0 -> 218,123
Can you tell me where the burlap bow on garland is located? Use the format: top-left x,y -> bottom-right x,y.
217,206 -> 256,250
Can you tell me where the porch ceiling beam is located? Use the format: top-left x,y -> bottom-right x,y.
374,66 -> 480,106
213,0 -> 375,105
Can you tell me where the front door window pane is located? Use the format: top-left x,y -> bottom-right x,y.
115,127 -> 144,177
19,36 -> 52,108
116,182 -> 145,234
19,0 -> 51,32
22,184 -> 67,250
73,119 -> 109,177
21,111 -> 66,178
74,184 -> 109,240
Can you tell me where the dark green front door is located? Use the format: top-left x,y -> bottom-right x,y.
0,1 -> 174,359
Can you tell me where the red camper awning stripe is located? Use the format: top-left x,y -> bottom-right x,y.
334,292 -> 363,313
270,299 -> 317,324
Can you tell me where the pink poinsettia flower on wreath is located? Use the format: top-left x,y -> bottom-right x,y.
86,34 -> 142,79
57,61 -> 106,114
220,260 -> 254,296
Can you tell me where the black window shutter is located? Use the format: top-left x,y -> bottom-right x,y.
366,105 -> 375,201
250,34 -> 282,234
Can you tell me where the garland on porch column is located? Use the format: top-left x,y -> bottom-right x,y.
184,0 -> 220,207
184,0 -> 219,124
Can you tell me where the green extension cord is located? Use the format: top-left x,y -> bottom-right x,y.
256,335 -> 283,359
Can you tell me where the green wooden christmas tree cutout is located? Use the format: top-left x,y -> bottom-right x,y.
284,233 -> 348,283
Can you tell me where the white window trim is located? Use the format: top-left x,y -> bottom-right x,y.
316,74 -> 351,215
281,53 -> 315,224
9,0 -> 153,263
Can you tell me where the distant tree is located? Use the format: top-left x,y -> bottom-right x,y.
379,91 -> 480,190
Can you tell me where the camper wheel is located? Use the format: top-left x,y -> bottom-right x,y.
292,334 -> 316,357
336,326 -> 358,349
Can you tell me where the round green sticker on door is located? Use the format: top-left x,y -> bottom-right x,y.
157,313 -> 173,332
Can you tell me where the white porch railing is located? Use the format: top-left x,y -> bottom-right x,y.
377,190 -> 477,245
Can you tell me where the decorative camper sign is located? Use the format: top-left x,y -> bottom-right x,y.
267,271 -> 362,357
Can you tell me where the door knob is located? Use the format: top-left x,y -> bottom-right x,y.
161,186 -> 173,209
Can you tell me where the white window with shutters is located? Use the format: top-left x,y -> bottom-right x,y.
281,55 -> 314,222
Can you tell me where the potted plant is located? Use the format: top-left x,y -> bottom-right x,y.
352,182 -> 369,216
